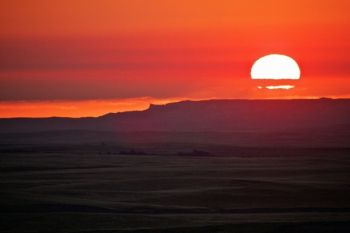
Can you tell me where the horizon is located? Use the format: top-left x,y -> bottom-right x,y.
1,97 -> 349,119
1,1 -> 350,117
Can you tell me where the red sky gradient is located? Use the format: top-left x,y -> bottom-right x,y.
1,0 -> 350,117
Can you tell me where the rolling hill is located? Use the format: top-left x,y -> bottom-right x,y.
1,99 -> 349,147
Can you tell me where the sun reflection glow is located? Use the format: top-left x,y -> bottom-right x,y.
265,85 -> 295,90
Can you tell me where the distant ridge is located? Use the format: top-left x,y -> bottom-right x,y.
0,99 -> 349,133
1,99 -> 350,148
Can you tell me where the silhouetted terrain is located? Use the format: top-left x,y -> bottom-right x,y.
1,152 -> 350,233
0,99 -> 350,148
1,99 -> 350,132
1,99 -> 350,232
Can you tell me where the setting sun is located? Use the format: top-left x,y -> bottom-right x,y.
251,54 -> 301,80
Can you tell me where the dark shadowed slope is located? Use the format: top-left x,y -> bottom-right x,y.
1,153 -> 350,232
1,99 -> 350,133
0,99 -> 349,148
103,99 -> 350,132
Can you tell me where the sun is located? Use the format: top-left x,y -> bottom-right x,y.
251,54 -> 301,80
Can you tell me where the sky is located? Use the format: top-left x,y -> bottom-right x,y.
1,0 -> 350,117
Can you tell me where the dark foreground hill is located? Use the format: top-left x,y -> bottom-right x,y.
1,151 -> 350,232
1,99 -> 350,147
1,100 -> 350,233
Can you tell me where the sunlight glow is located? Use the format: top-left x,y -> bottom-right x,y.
265,85 -> 295,90
251,54 -> 301,80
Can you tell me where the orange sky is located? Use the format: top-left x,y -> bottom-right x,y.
0,0 -> 350,117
